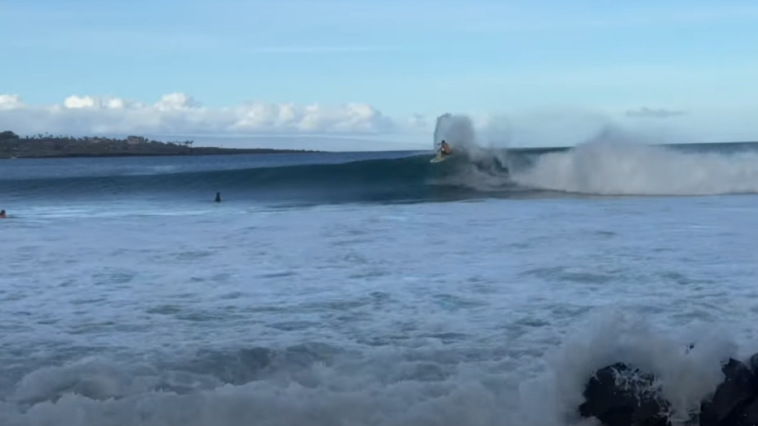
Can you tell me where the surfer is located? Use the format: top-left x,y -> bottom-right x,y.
439,140 -> 452,157
0,210 -> 5,218
429,140 -> 454,163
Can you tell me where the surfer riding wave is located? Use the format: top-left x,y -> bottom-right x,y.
438,140 -> 453,157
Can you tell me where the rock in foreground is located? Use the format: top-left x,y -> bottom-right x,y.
579,354 -> 758,426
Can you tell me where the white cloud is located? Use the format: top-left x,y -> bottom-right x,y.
0,93 -> 426,137
0,95 -> 24,110
625,107 -> 686,119
3,93 -> 757,150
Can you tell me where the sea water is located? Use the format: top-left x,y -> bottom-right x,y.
2,142 -> 758,425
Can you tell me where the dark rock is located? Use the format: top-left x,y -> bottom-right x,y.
749,353 -> 758,376
580,354 -> 758,426
579,362 -> 671,426
729,398 -> 758,426
700,359 -> 758,426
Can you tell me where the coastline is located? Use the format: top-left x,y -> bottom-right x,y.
1,148 -> 326,160
4,129 -> 758,160
0,131 -> 325,159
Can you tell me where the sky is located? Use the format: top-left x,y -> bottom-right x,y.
2,0 -> 758,150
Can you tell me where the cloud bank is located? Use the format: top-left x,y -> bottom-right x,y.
626,107 -> 686,119
0,93 -> 427,137
2,93 -> 756,150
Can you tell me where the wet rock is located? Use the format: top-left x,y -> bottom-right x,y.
700,359 -> 758,426
579,362 -> 671,426
580,354 -> 758,426
728,398 -> 758,426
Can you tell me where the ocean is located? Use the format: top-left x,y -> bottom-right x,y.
2,140 -> 758,425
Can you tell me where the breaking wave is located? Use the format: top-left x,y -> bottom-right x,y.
0,310 -> 751,426
0,151 -> 516,205
431,111 -> 758,197
511,141 -> 758,196
3,117 -> 758,205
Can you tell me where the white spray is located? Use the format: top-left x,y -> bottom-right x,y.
431,112 -> 758,196
513,141 -> 758,196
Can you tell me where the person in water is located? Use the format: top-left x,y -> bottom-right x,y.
0,210 -> 5,218
439,140 -> 452,157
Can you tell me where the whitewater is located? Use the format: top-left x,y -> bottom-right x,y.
3,136 -> 758,425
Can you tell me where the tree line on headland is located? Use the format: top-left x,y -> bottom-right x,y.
0,130 -> 321,159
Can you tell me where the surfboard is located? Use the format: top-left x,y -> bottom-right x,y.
430,151 -> 448,163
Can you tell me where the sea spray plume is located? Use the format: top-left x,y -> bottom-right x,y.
432,112 -> 505,164
504,108 -> 614,148
430,109 -> 611,163
430,113 -> 514,191
433,113 -> 477,150
477,113 -> 514,148
434,107 -> 613,151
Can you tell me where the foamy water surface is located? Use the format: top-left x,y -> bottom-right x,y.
3,190 -> 758,425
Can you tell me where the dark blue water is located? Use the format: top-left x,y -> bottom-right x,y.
2,142 -> 758,208
0,150 -> 511,206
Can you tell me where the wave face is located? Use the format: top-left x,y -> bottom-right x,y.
0,151 -> 517,206
3,140 -> 758,206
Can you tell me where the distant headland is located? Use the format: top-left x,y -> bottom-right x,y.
0,130 -> 324,159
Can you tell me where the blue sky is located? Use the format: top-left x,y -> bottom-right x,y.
2,0 -> 758,148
